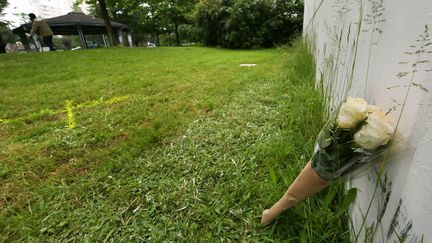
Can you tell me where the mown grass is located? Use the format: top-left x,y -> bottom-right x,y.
1,46 -> 349,241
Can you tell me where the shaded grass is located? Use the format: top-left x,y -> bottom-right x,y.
261,41 -> 352,242
1,46 -> 349,241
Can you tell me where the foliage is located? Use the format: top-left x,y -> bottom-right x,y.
0,0 -> 11,49
82,0 -> 142,45
153,0 -> 198,46
104,0 -> 151,45
196,0 -> 303,48
0,0 -> 7,14
195,0 -> 231,47
222,0 -> 272,48
77,0 -> 302,48
78,0 -> 303,48
81,0 -> 197,46
0,21 -> 16,43
178,24 -> 200,44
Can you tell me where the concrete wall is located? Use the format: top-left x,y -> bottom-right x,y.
303,0 -> 432,242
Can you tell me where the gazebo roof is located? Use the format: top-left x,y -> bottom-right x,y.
13,12 -> 130,35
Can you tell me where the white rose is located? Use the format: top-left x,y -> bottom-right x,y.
353,109 -> 395,150
337,97 -> 368,129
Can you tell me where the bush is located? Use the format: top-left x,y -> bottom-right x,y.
0,22 -> 17,43
196,0 -> 303,49
178,24 -> 201,44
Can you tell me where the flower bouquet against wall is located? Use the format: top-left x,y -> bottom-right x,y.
261,97 -> 395,225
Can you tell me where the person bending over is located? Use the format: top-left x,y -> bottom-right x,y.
28,13 -> 55,51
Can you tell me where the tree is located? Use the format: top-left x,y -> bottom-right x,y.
84,0 -> 198,46
161,0 -> 196,46
106,1 -> 163,46
146,0 -> 197,46
178,24 -> 200,44
97,0 -> 117,46
141,2 -> 168,46
195,0 -> 232,46
221,0 -> 274,48
79,0 -> 118,46
0,0 -> 9,53
0,21 -> 15,41
83,0 -> 157,46
196,0 -> 304,48
0,0 -> 7,13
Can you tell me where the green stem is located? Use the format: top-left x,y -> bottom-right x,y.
348,0 -> 365,93
304,0 -> 326,32
364,22 -> 376,96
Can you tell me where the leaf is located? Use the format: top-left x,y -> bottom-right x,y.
300,228 -> 308,243
412,82 -> 430,93
266,163 -> 277,185
279,168 -> 290,187
340,188 -> 358,211
58,221 -> 68,227
323,186 -> 338,207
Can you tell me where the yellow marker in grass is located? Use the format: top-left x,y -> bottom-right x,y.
65,100 -> 76,129
0,118 -> 10,124
1,95 -> 130,126
106,95 -> 130,104
76,95 -> 130,109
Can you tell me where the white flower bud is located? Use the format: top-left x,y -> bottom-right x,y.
353,109 -> 395,150
337,97 -> 368,129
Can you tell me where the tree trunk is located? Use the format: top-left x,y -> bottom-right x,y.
174,21 -> 180,46
98,0 -> 117,46
156,28 -> 160,46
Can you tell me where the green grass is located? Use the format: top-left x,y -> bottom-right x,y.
1,46 -> 350,241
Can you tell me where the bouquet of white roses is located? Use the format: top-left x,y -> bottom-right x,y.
261,97 -> 395,225
311,97 -> 394,181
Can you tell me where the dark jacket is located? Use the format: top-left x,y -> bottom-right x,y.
30,18 -> 54,37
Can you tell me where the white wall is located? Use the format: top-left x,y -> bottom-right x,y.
304,0 -> 432,242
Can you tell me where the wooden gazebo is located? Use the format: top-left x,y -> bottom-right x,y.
12,12 -> 132,50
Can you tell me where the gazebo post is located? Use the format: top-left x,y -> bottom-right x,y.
77,25 -> 88,48
127,32 -> 133,47
102,34 -> 108,47
118,29 -> 123,46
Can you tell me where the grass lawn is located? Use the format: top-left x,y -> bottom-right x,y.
0,46 -> 349,241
